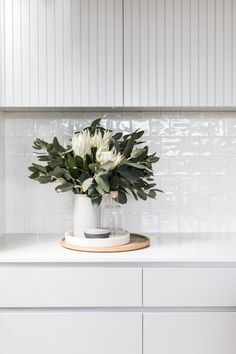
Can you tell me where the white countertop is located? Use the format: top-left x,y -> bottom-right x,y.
0,233 -> 236,264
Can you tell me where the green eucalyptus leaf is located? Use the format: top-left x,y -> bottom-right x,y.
80,172 -> 90,183
55,183 -> 74,193
91,196 -> 102,207
95,173 -> 110,193
28,166 -> 38,173
38,155 -> 50,162
148,190 -> 157,198
131,190 -> 138,200
147,155 -> 160,163
123,137 -> 135,158
75,155 -> 83,168
117,191 -> 127,204
82,178 -> 93,192
68,167 -> 80,179
47,143 -> 54,153
36,175 -> 52,184
67,155 -> 76,168
89,162 -> 99,171
32,138 -> 49,150
144,183 -> 156,189
131,148 -> 147,159
49,166 -> 64,178
95,185 -> 106,196
53,137 -> 65,153
109,175 -> 119,190
137,189 -> 147,200
29,172 -> 39,179
32,163 -> 47,174
126,162 -> 146,169
90,118 -> 101,130
113,132 -> 123,140
132,130 -> 144,140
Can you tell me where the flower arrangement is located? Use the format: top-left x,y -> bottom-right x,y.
28,119 -> 162,206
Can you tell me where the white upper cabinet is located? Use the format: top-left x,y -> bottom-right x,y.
1,0 -> 236,107
124,0 -> 236,107
1,0 -> 123,107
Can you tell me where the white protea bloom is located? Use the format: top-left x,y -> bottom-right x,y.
72,129 -> 92,158
92,130 -> 111,150
96,147 -> 123,170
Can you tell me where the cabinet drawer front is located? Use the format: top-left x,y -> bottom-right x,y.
144,313 -> 236,354
0,266 -> 142,307
143,267 -> 236,306
0,312 -> 142,354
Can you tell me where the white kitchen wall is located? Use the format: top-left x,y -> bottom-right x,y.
4,111 -> 236,234
0,112 -> 5,235
0,112 -> 5,234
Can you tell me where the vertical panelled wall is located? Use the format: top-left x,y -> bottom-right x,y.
124,0 -> 236,107
2,0 -> 123,107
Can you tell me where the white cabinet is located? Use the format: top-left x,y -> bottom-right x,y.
1,0 -> 123,107
0,266 -> 142,307
124,0 -> 236,107
144,312 -> 236,354
0,312 -> 142,354
143,267 -> 236,307
1,0 -> 236,107
1,234 -> 236,354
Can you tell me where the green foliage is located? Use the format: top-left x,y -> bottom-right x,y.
28,119 -> 162,204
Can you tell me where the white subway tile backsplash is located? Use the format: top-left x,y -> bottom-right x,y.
209,157 -> 228,175
170,157 -> 190,175
170,119 -> 190,137
150,118 -> 170,137
3,111 -> 236,233
218,138 -> 236,156
6,176 -> 25,196
6,215 -> 25,233
180,138 -> 200,156
197,214 -> 219,233
178,214 -> 198,233
6,137 -> 25,156
181,177 -> 199,195
218,176 -> 236,194
161,138 -> 181,156
189,157 -> 209,175
190,119 -> 209,137
209,119 -> 228,136
227,158 -> 236,175
131,118 -> 150,136
160,214 -> 178,233
199,176 -> 218,195
200,138 -> 220,156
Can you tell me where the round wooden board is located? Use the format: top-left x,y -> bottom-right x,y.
60,233 -> 150,253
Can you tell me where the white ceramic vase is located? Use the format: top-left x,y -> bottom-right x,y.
73,194 -> 101,238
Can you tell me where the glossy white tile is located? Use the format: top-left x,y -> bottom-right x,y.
3,111 -> 236,233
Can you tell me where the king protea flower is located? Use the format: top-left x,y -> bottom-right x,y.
72,129 -> 111,159
72,129 -> 92,158
92,130 -> 111,150
96,147 -> 123,170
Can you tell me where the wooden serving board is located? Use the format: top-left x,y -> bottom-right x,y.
60,233 -> 150,253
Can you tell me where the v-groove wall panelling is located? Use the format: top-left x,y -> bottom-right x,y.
124,0 -> 236,107
0,0 -> 123,107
